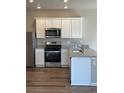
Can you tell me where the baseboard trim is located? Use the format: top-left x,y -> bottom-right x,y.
90,83 -> 97,86
36,64 -> 44,67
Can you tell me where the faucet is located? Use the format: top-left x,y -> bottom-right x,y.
78,45 -> 89,55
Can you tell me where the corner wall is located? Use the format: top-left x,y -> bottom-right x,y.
77,9 -> 97,51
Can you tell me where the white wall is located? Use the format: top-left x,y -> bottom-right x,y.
26,9 -> 97,51
77,9 -> 97,51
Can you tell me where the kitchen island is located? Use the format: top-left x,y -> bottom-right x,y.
69,48 -> 97,86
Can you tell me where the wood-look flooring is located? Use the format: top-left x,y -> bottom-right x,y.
26,68 -> 97,93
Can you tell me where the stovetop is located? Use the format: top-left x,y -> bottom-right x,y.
45,45 -> 61,48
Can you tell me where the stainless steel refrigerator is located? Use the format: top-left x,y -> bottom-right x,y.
26,32 -> 35,67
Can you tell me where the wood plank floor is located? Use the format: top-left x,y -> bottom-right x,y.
26,68 -> 97,93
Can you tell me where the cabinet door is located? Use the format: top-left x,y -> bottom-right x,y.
36,18 -> 46,38
52,18 -> 61,28
45,18 -> 61,28
71,18 -> 83,38
61,18 -> 71,38
71,57 -> 91,85
91,57 -> 97,86
61,49 -> 70,67
45,18 -> 52,28
35,49 -> 44,67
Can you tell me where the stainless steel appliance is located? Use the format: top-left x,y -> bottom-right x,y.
26,32 -> 35,67
45,28 -> 61,38
45,42 -> 61,67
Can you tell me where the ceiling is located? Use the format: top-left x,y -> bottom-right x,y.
26,0 -> 97,10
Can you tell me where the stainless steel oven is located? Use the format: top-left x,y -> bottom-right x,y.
45,28 -> 61,38
45,45 -> 61,67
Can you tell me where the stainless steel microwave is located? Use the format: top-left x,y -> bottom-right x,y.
45,28 -> 61,38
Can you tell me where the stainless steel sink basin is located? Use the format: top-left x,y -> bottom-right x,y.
72,50 -> 84,55
72,50 -> 80,53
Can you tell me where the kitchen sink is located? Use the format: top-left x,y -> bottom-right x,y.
72,50 -> 80,53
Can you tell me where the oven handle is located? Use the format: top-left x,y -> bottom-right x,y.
45,51 -> 60,52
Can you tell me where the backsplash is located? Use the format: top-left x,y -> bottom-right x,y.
36,38 -> 83,47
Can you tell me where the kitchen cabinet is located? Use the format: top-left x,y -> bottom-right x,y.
91,57 -> 97,85
71,57 -> 91,85
35,48 -> 44,67
36,18 -> 46,38
61,49 -> 70,67
71,18 -> 83,38
61,18 -> 71,38
45,18 -> 61,28
36,17 -> 83,38
71,56 -> 97,86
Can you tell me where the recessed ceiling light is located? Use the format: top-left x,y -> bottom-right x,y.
37,4 -> 41,9
29,0 -> 33,3
64,5 -> 68,9
64,0 -> 68,3
37,6 -> 41,9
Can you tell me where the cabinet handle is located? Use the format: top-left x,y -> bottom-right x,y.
92,60 -> 96,65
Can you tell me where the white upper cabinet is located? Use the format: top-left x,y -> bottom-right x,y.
52,18 -> 62,28
71,18 -> 83,38
45,18 -> 52,28
61,18 -> 71,38
45,18 -> 61,28
36,17 -> 83,38
36,18 -> 46,38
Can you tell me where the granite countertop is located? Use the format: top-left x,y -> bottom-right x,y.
36,45 -> 45,49
69,48 -> 97,57
36,45 -> 71,49
36,45 -> 97,57
61,45 -> 72,49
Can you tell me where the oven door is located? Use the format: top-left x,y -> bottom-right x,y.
45,51 -> 61,62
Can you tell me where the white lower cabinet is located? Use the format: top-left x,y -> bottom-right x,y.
61,49 -> 70,67
35,48 -> 44,67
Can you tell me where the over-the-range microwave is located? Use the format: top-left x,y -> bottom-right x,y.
45,28 -> 61,38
